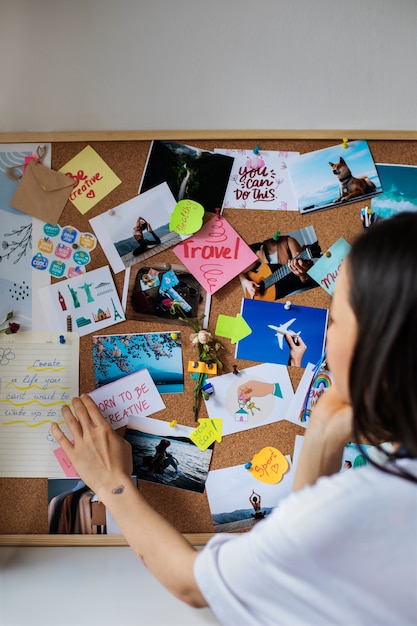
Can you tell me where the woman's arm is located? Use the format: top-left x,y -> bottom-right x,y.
51,395 -> 207,608
292,387 -> 354,492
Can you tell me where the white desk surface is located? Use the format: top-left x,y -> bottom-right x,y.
0,546 -> 221,626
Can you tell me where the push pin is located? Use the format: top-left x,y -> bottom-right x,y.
341,137 -> 349,149
273,230 -> 280,241
215,207 -> 221,220
325,250 -> 332,258
109,209 -> 116,216
202,382 -> 214,394
232,364 -> 239,375
59,335 -> 65,344
169,419 -> 178,428
244,461 -> 252,470
284,301 -> 292,310
253,145 -> 261,155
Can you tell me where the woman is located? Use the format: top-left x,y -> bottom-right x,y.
132,219 -> 161,257
52,213 -> 417,625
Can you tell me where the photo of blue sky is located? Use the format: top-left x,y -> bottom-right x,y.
287,140 -> 382,213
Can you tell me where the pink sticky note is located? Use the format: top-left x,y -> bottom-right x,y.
173,215 -> 258,294
53,446 -> 79,477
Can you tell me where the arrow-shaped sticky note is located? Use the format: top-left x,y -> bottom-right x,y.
189,418 -> 222,451
215,313 -> 252,344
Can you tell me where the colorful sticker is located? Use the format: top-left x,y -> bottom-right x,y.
33,224 -> 97,279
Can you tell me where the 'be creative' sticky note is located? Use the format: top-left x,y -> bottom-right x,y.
88,369 -> 166,428
173,215 -> 258,294
60,145 -> 122,214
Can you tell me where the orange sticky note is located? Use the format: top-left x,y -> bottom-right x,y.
246,446 -> 289,484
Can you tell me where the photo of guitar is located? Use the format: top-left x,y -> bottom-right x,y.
244,243 -> 321,301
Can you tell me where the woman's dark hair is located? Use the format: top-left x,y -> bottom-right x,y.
347,212 -> 417,482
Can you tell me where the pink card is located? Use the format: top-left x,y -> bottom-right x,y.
173,215 -> 257,294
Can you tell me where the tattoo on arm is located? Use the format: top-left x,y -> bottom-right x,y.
111,485 -> 124,494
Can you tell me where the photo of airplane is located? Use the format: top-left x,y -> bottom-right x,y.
268,319 -> 301,349
236,299 -> 328,368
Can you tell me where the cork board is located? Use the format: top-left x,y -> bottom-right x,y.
1,132 -> 416,546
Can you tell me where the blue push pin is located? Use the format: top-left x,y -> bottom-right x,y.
253,145 -> 261,155
244,461 -> 252,470
59,335 -> 65,344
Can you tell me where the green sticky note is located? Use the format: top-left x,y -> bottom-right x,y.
169,199 -> 205,235
215,313 -> 252,344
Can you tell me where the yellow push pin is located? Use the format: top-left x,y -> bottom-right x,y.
169,419 -> 178,428
341,137 -> 349,149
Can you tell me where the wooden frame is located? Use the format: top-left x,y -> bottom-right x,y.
1,129 -> 417,143
1,130 -> 416,547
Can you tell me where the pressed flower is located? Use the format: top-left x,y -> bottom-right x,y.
0,312 -> 20,335
176,313 -> 223,419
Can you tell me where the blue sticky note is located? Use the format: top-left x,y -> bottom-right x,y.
307,237 -> 351,296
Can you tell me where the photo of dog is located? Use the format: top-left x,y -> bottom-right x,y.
329,156 -> 376,203
287,140 -> 382,214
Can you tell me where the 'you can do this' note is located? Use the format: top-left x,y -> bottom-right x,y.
0,332 -> 79,477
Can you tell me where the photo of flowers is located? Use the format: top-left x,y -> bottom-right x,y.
92,332 -> 184,393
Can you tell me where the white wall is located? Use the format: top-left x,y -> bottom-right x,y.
1,0 -> 417,132
0,2 -> 416,625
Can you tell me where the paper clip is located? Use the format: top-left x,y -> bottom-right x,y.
341,137 -> 349,149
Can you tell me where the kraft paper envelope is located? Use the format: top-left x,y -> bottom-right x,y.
9,159 -> 75,225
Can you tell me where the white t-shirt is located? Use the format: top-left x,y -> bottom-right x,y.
194,459 -> 417,626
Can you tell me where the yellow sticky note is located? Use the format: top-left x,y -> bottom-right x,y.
169,199 -> 205,235
247,446 -> 289,484
60,146 -> 122,215
189,418 -> 222,451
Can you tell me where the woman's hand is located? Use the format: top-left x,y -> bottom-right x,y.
285,333 -> 307,367
51,395 -> 133,496
308,385 -> 354,443
292,386 -> 354,491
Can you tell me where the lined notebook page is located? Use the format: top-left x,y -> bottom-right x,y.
0,331 -> 79,477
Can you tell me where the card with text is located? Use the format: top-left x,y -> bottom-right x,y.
173,215 -> 258,294
88,369 -> 166,428
60,145 -> 122,214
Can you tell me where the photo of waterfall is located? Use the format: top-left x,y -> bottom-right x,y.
139,140 -> 234,213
